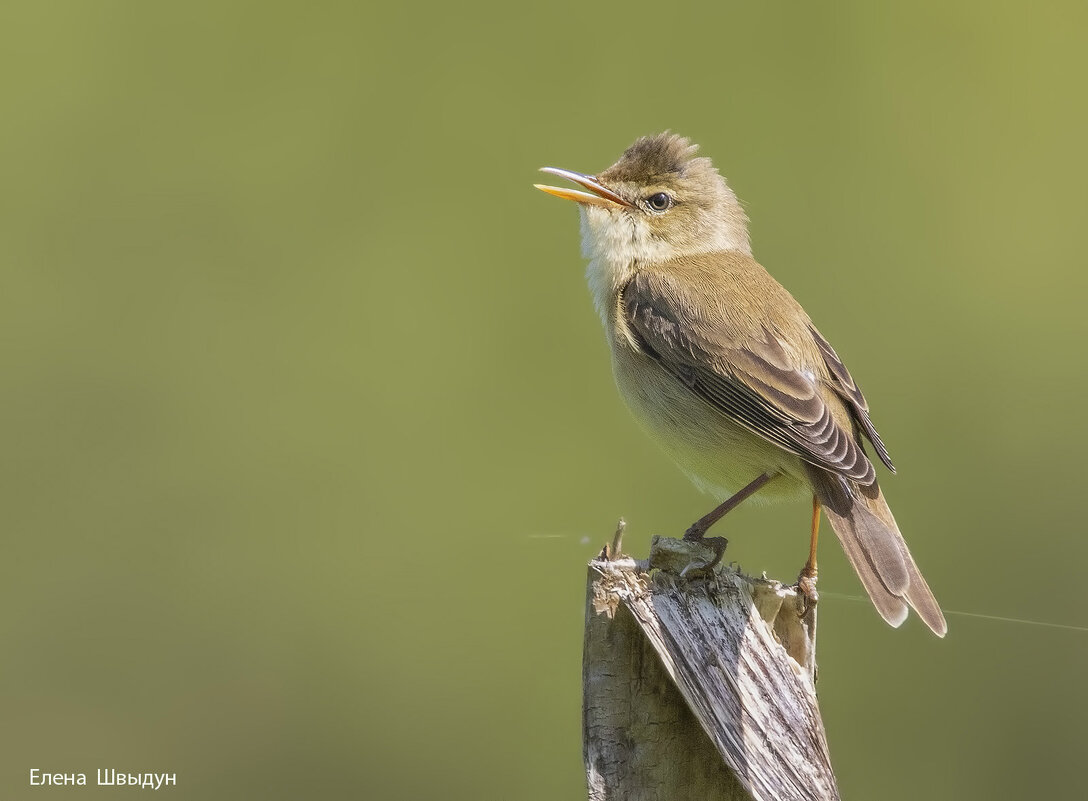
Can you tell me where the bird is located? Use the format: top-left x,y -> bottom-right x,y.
534,132 -> 946,636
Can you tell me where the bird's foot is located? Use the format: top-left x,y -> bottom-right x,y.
796,565 -> 819,617
679,533 -> 728,578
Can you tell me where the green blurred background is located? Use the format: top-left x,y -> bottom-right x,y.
2,2 -> 1086,798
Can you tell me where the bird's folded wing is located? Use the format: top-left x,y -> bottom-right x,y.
622,270 -> 877,485
807,325 -> 894,472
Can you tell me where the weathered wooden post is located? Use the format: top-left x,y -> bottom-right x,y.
583,525 -> 838,801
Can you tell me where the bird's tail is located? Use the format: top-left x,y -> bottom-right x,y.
804,465 -> 947,637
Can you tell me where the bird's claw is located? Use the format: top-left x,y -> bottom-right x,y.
796,568 -> 818,618
679,535 -> 728,578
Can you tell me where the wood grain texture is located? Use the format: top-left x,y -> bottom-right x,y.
583,536 -> 838,801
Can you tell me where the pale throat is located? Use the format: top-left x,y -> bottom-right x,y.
578,205 -> 749,326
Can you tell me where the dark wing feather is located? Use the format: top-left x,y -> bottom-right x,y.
808,325 -> 894,472
623,273 -> 877,485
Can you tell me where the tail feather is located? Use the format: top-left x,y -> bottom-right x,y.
902,553 -> 948,637
833,517 -> 909,628
805,466 -> 947,637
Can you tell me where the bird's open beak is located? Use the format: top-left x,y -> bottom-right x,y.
534,167 -> 632,209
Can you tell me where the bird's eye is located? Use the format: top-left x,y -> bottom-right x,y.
646,192 -> 672,212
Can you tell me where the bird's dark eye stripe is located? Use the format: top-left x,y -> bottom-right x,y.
646,192 -> 672,211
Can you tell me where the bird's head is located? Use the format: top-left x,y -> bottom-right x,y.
535,132 -> 751,263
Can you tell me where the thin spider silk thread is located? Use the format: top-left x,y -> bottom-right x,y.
819,591 -> 1088,633
525,533 -> 1088,632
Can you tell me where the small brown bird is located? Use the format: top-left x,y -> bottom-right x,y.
535,133 -> 946,636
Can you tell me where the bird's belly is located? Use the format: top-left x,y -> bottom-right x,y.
611,347 -> 809,504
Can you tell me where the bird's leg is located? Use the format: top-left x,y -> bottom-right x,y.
797,495 -> 821,614
684,473 -> 773,540
683,472 -> 772,569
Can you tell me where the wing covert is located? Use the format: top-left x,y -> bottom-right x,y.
622,271 -> 878,485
